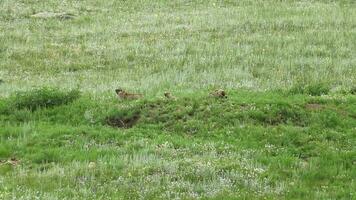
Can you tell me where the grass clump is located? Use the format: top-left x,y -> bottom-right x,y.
248,104 -> 309,126
9,87 -> 80,111
289,83 -> 331,96
305,83 -> 331,96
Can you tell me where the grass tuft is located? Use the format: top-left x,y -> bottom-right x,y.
289,82 -> 331,96
8,87 -> 80,111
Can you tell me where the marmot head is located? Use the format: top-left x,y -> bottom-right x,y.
115,88 -> 124,94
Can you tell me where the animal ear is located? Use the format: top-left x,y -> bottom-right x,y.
115,89 -> 121,93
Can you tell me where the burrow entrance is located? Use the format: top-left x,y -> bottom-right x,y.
105,114 -> 140,129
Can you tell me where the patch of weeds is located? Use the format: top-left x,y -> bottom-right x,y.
10,109 -> 33,122
305,103 -> 324,111
0,144 -> 12,159
305,83 -> 331,96
37,97 -> 103,125
140,98 -> 203,130
0,99 -> 9,115
29,149 -> 61,164
0,164 -> 13,175
288,83 -> 306,95
306,98 -> 330,107
9,87 -> 80,111
289,83 -> 331,96
248,104 -> 309,126
319,110 -> 342,128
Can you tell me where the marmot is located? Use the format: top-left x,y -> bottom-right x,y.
210,89 -> 227,98
115,88 -> 143,100
164,92 -> 176,100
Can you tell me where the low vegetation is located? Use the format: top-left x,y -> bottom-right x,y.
0,87 -> 355,199
0,0 -> 355,199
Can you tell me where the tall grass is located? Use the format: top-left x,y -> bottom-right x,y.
0,0 -> 355,97
0,0 -> 355,199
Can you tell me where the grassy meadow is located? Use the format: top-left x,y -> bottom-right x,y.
0,0 -> 355,199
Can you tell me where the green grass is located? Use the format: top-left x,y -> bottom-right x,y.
0,0 -> 355,199
1,0 -> 355,96
0,88 -> 355,199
